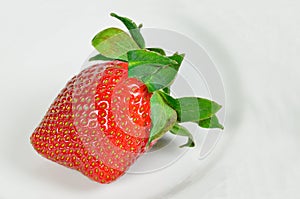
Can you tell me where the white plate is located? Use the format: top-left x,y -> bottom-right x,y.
0,21 -> 225,199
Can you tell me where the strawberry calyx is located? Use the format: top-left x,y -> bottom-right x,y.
90,13 -> 223,148
110,13 -> 145,49
147,92 -> 177,145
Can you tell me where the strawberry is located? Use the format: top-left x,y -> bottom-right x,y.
30,13 -> 223,184
31,61 -> 152,183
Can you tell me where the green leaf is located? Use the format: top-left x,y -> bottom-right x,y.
110,13 -> 145,48
198,115 -> 224,129
92,27 -> 139,61
148,92 -> 177,145
146,48 -> 166,55
168,53 -> 185,70
89,54 -> 114,61
162,87 -> 171,95
159,91 -> 222,122
170,123 -> 195,148
176,97 -> 222,122
128,49 -> 178,68
127,49 -> 182,92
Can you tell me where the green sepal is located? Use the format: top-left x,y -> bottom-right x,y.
127,49 -> 184,92
199,115 -> 224,129
162,87 -> 171,95
89,53 -> 114,61
159,91 -> 222,122
128,49 -> 178,69
168,53 -> 185,70
148,92 -> 177,145
146,48 -> 166,55
92,27 -> 139,61
170,123 -> 195,148
110,13 -> 145,48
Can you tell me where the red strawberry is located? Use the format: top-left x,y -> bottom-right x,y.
31,61 -> 153,183
31,13 -> 223,184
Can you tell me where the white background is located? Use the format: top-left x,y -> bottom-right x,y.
0,0 -> 300,198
